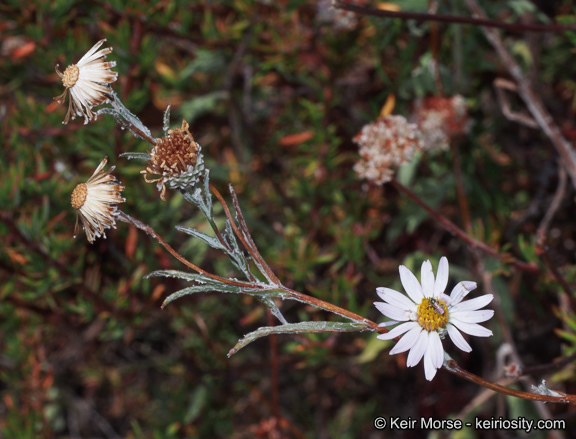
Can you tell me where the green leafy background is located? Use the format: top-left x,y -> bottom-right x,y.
2,0 -> 576,437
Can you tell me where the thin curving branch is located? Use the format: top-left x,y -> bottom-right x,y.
444,358 -> 576,404
465,0 -> 576,191
117,210 -> 253,288
333,0 -> 576,33
391,179 -> 540,274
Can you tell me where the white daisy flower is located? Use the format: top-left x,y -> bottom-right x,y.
375,257 -> 494,381
71,157 -> 125,243
54,39 -> 117,125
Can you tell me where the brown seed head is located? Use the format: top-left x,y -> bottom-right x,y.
151,120 -> 199,175
71,183 -> 88,209
141,119 -> 203,201
62,64 -> 80,89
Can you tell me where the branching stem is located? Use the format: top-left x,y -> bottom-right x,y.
117,211 -> 251,288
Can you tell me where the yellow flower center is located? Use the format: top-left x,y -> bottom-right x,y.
71,183 -> 87,209
62,64 -> 80,88
417,298 -> 448,331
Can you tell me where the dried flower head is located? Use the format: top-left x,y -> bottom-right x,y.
413,95 -> 470,151
353,115 -> 424,185
317,0 -> 359,31
141,119 -> 204,201
71,157 -> 125,243
54,39 -> 117,125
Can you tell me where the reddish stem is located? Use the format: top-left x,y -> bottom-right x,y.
391,180 -> 540,274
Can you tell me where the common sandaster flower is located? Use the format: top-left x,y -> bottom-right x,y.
54,39 -> 117,125
71,158 -> 125,243
375,257 -> 494,380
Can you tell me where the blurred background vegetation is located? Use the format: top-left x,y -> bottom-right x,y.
2,0 -> 576,437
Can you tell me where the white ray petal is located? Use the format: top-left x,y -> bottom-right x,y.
421,260 -> 435,298
447,325 -> 471,352
406,330 -> 428,367
450,309 -> 494,324
376,287 -> 417,311
389,325 -> 423,354
450,319 -> 493,337
433,257 -> 449,297
399,265 -> 424,303
374,302 -> 410,321
451,294 -> 493,312
449,281 -> 477,305
377,321 -> 419,340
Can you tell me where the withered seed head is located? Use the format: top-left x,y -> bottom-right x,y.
151,120 -> 198,175
141,119 -> 204,201
71,157 -> 125,243
61,64 -> 80,89
71,183 -> 88,209
53,39 -> 117,125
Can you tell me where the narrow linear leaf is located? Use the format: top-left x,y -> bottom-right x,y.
161,283 -> 286,308
119,152 -> 152,161
258,297 -> 288,325
228,321 -> 367,356
176,226 -> 226,251
146,270 -> 215,282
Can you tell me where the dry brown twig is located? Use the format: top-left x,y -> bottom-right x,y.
465,0 -> 576,191
333,0 -> 576,33
493,78 -> 539,129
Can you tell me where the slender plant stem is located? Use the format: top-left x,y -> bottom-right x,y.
209,184 -> 378,326
210,183 -> 282,285
333,0 -> 576,33
450,140 -> 472,232
444,358 -> 575,404
533,163 -> 576,305
117,211 -> 253,288
125,121 -> 157,146
208,183 -> 263,283
183,185 -> 244,274
284,287 -> 379,331
268,310 -> 281,419
228,187 -> 282,284
391,179 -> 540,274
464,0 -> 576,191
210,183 -> 256,253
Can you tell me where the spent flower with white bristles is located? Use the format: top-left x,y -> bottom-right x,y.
54,39 -> 117,125
353,115 -> 423,185
141,119 -> 204,201
71,157 -> 125,243
375,257 -> 494,381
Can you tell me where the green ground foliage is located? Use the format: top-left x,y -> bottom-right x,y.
2,0 -> 576,437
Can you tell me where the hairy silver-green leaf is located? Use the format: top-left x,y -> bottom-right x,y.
286,294 -> 374,324
228,321 -> 367,356
162,284 -> 285,308
119,152 -> 151,161
175,226 -> 226,251
258,296 -> 288,325
163,284 -> 241,307
163,105 -> 171,133
145,270 -> 214,282
184,169 -> 213,217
